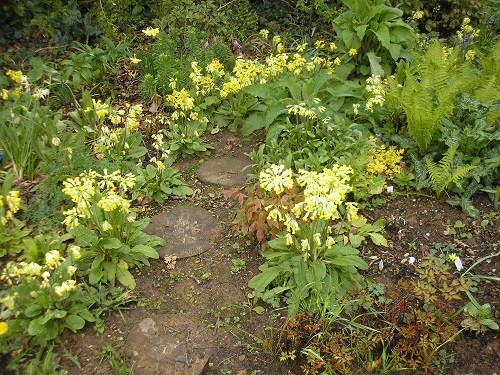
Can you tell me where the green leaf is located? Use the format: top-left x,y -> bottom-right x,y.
99,237 -> 122,249
241,112 -> 266,136
132,244 -> 159,259
253,306 -> 265,315
349,234 -> 364,248
330,256 -> 368,270
65,314 -> 86,331
248,266 -> 282,292
116,267 -> 136,289
369,232 -> 388,247
374,23 -> 391,50
366,52 -> 384,77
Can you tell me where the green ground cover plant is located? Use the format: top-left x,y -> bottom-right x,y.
0,2 -> 498,373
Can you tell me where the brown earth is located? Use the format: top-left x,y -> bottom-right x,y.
59,130 -> 499,375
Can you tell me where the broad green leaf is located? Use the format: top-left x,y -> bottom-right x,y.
374,23 -> 391,51
116,267 -> 136,289
241,112 -> 266,136
369,232 -> 388,247
65,314 -> 86,331
349,233 -> 364,248
248,267 -> 282,291
99,237 -> 122,249
366,52 -> 384,77
330,256 -> 368,270
132,244 -> 159,259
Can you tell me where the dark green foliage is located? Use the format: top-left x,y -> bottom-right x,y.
0,0 -> 99,45
395,0 -> 486,36
138,27 -> 235,98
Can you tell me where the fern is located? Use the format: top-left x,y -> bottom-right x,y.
387,41 -> 474,153
425,145 -> 476,196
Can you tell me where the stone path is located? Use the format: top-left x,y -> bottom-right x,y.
196,155 -> 253,187
145,205 -> 223,259
126,314 -> 211,375
136,153 -> 254,375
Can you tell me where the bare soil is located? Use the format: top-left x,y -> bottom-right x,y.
59,131 -> 499,375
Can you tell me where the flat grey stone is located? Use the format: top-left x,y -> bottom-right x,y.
126,315 -> 211,375
145,206 -> 222,259
196,156 -> 253,187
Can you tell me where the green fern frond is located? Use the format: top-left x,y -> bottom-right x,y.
425,146 -> 476,196
388,41 -> 475,153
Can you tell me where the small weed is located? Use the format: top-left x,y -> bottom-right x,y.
231,258 -> 246,274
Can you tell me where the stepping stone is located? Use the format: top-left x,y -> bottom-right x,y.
126,314 -> 211,375
196,155 -> 253,187
145,206 -> 222,259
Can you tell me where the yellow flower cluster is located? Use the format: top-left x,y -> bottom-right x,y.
259,164 -> 294,195
293,165 -> 356,221
457,17 -> 480,42
1,69 -> 26,100
365,75 -> 386,112
142,27 -> 160,37
189,60 -> 225,96
367,137 -> 404,179
61,169 -> 135,228
166,88 -> 195,112
218,37 -> 339,98
287,100 -> 324,120
0,321 -> 8,335
0,190 -> 22,225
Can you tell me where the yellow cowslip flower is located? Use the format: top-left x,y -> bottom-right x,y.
154,160 -> 165,171
54,280 -> 77,297
329,42 -> 337,51
1,89 -> 9,100
97,191 -> 129,212
465,50 -> 476,61
314,40 -> 326,49
5,69 -> 23,84
348,48 -> 358,57
0,321 -> 8,335
62,175 -> 96,205
142,27 -> 160,37
412,10 -> 424,20
45,250 -> 62,269
296,43 -> 308,53
206,59 -> 225,76
259,29 -> 269,38
0,293 -> 17,310
272,35 -> 282,44
259,164 -> 294,195
462,17 -> 471,25
166,89 -> 195,111
68,245 -> 81,260
102,220 -> 113,232
62,207 -> 81,228
130,55 -> 141,64
91,99 -> 110,118
334,57 -> 342,66
67,265 -> 77,277
6,191 -> 21,214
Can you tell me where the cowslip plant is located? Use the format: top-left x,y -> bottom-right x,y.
0,244 -> 95,352
248,164 -> 387,315
133,156 -> 193,203
61,169 -> 164,289
0,89 -> 68,180
0,172 -> 30,257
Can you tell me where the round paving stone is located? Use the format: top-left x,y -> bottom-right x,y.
145,205 -> 222,259
126,314 -> 211,375
196,155 -> 253,187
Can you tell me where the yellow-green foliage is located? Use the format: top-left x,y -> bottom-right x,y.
425,145 -> 476,196
387,42 -> 474,153
473,41 -> 500,124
